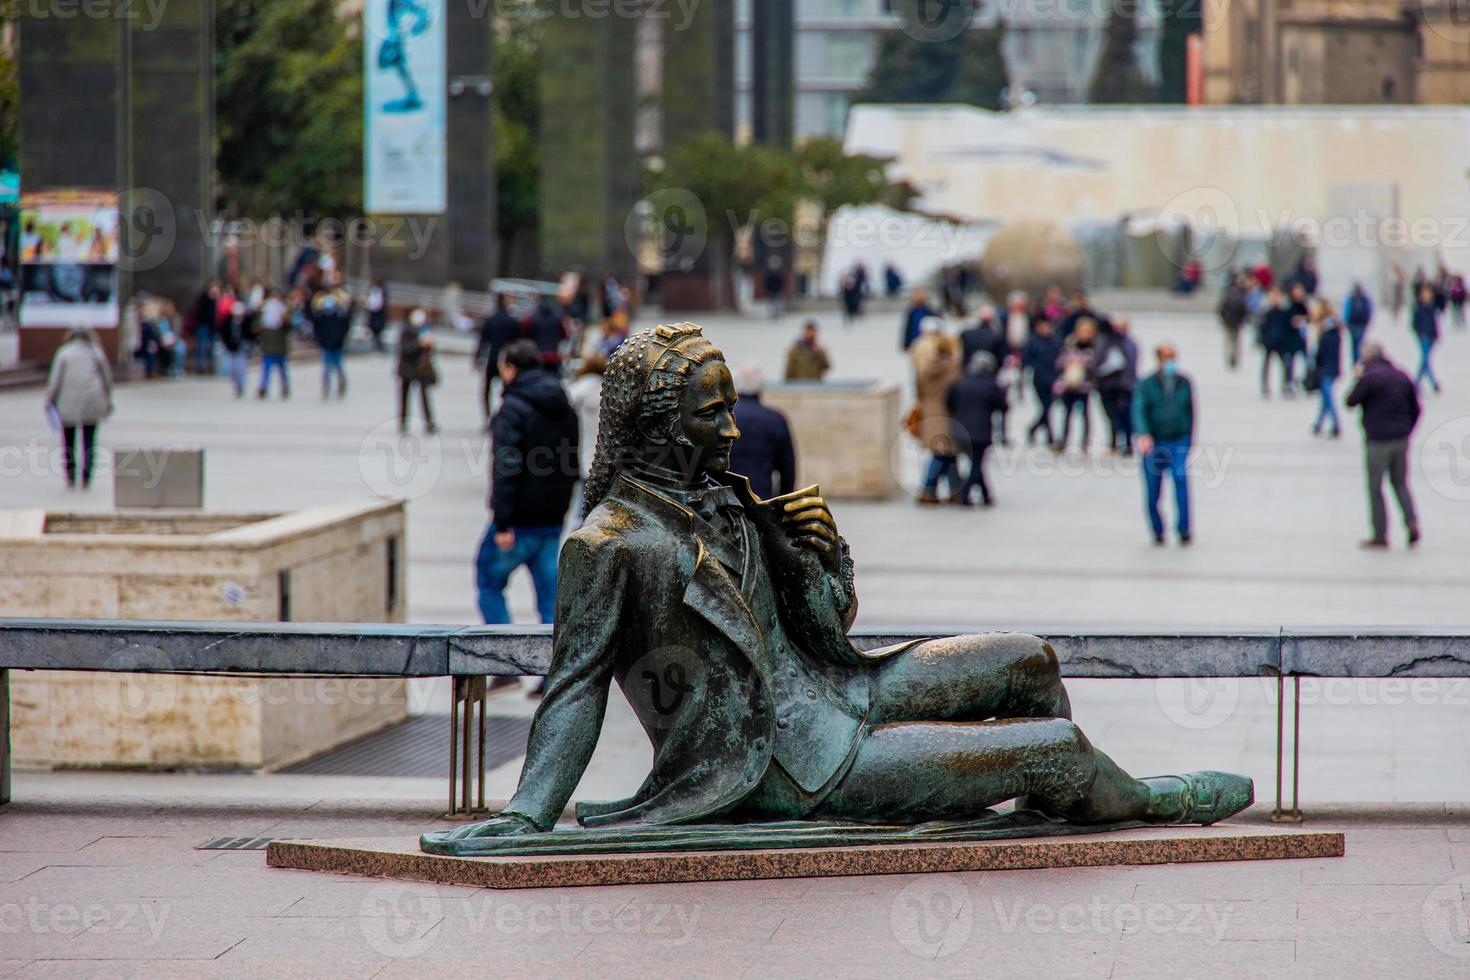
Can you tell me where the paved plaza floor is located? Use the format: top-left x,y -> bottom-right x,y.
3,294 -> 1469,974
5,797 -> 1470,977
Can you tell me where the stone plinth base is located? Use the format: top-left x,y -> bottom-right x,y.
266,828 -> 1344,890
762,381 -> 900,499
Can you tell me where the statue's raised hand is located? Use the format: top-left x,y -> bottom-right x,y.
775,486 -> 840,572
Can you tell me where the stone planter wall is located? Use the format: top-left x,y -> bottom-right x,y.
0,499 -> 410,771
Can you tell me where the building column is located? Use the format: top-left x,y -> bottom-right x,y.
371,2 -> 496,290
445,3 -> 496,287
660,2 -> 736,311
750,0 -> 795,150
539,8 -> 640,283
19,3 -> 214,364
124,0 -> 213,309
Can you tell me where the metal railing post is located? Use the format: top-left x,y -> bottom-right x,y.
1272,674 -> 1304,823
1,668 -> 10,806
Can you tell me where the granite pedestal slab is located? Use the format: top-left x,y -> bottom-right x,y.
267,826 -> 1344,890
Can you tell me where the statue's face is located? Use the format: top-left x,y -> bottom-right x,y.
678,360 -> 740,475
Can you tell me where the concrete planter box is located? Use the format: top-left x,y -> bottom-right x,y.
762,381 -> 901,500
0,500 -> 409,771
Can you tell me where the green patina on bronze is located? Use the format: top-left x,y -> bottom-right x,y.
422,324 -> 1252,858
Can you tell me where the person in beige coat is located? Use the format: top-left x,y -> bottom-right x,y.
909,319 -> 962,503
45,327 -> 114,489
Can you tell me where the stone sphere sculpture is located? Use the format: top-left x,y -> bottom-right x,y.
980,219 -> 1086,303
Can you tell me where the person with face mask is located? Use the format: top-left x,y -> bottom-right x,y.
1133,344 -> 1195,545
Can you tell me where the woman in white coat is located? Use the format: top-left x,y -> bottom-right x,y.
45,326 -> 114,489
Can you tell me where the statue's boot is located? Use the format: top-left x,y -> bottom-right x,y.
1141,771 -> 1254,826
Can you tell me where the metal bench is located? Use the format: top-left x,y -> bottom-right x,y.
2,619 -> 1467,819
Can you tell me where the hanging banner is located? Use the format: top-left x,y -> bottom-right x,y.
364,0 -> 447,215
18,190 -> 120,329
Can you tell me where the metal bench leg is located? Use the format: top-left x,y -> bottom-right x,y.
446,677 -> 489,818
1,668 -> 10,806
1272,674 -> 1303,823
448,678 -> 459,816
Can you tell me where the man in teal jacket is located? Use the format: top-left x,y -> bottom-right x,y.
1133,343 -> 1196,545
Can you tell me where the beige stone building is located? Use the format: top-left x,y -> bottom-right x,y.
1203,0 -> 1470,105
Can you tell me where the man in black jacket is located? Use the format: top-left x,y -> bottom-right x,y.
729,366 -> 797,499
476,293 -> 524,416
1060,290 -> 1113,339
310,275 -> 353,399
1021,317 -> 1061,444
959,305 -> 1007,366
528,295 -> 570,370
946,351 -> 1009,506
477,340 -> 580,625
959,305 -> 1011,446
1345,342 -> 1421,548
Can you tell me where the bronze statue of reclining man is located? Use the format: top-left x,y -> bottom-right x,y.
427,324 -> 1251,853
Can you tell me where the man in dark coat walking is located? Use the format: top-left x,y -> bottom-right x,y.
1345,342 -> 1421,548
729,366 -> 798,500
900,287 -> 937,350
959,305 -> 1007,367
1095,316 -> 1139,455
478,340 -> 580,625
1021,317 -> 1062,445
946,351 -> 1009,506
310,276 -> 353,399
477,292 -> 525,416
1217,276 -> 1248,369
527,295 -> 570,370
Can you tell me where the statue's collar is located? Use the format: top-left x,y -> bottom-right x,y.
615,471 -> 757,518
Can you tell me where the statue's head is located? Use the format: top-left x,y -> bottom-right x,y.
583,323 -> 738,513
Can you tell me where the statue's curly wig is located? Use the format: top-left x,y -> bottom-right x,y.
581,323 -> 725,515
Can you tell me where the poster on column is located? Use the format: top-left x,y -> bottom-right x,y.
17,190 -> 120,329
364,0 -> 447,215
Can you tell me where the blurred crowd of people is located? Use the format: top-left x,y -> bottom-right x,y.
899,283 -> 1194,543
1215,256 -> 1458,548
1217,258 -> 1463,418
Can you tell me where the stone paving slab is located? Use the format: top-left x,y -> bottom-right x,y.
3,793 -> 1470,976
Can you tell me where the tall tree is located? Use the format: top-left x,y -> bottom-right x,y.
215,0 -> 364,217
1089,0 -> 1156,104
951,21 -> 1009,110
0,19 -> 17,171
859,26 -> 1008,111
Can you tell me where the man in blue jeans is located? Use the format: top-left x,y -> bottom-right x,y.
477,340 -> 580,639
1132,343 -> 1195,546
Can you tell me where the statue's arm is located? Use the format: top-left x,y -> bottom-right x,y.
759,491 -> 867,665
498,533 -> 628,830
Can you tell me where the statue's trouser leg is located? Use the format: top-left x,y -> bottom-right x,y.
812,718 -> 1152,825
867,633 -> 1071,725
